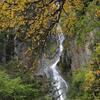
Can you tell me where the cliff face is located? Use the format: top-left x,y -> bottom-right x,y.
0,34 -> 14,63
60,28 -> 99,72
59,0 -> 100,72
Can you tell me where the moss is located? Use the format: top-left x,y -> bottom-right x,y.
61,0 -> 100,46
68,43 -> 100,100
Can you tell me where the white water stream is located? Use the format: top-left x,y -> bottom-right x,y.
45,24 -> 68,100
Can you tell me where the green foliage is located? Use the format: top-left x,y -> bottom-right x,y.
61,0 -> 100,45
76,0 -> 100,45
0,69 -> 41,100
84,43 -> 100,100
68,68 -> 87,100
68,43 -> 100,100
0,61 -> 53,100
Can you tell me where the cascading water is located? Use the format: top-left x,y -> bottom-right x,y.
45,24 -> 68,100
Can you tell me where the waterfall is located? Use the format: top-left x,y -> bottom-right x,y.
45,24 -> 68,100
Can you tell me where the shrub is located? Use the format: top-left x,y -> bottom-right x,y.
0,69 -> 41,100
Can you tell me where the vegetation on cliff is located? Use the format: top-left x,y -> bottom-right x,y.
0,61 -> 52,100
61,0 -> 100,99
68,43 -> 100,100
0,0 -> 100,100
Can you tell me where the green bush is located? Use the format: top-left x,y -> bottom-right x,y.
0,69 -> 41,100
68,68 -> 87,100
68,43 -> 100,100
